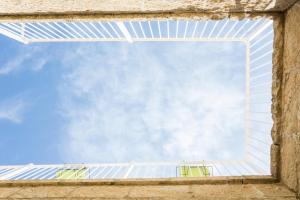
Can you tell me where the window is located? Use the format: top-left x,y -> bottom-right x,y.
0,19 -> 273,180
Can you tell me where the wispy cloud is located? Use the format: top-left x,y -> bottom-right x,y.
58,42 -> 246,163
0,97 -> 27,123
0,47 -> 48,75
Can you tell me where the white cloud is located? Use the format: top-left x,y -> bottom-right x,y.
58,42 -> 246,163
31,58 -> 48,72
0,97 -> 26,123
0,47 -> 48,75
0,53 -> 30,75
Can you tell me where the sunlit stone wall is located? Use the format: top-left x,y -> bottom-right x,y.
280,0 -> 300,195
0,0 -> 297,15
0,178 -> 297,199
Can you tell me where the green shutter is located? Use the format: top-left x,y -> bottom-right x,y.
56,168 -> 87,179
179,166 -> 210,177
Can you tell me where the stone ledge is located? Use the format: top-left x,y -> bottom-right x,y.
0,176 -> 277,187
0,12 -> 280,22
0,183 -> 296,199
0,0 -> 297,15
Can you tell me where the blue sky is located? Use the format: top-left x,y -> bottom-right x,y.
0,35 -> 246,165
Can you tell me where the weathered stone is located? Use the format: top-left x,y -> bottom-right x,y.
272,15 -> 284,146
129,185 -> 191,199
271,144 -> 280,178
8,186 -> 77,199
0,11 -> 277,22
0,182 -> 297,199
69,186 -> 130,198
0,176 -> 277,187
0,0 -> 297,15
280,0 -> 300,196
0,187 -> 22,198
297,160 -> 300,197
0,0 -> 296,22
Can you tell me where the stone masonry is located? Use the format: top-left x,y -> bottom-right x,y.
0,0 -> 299,199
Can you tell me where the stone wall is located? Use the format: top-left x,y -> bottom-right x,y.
0,178 -> 297,199
280,0 -> 300,196
0,184 -> 297,199
271,13 -> 284,179
0,0 -> 297,15
0,0 -> 297,22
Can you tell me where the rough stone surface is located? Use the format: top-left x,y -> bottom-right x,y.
272,15 -> 284,147
271,144 -> 280,178
0,182 -> 297,199
270,14 -> 283,180
280,0 -> 300,196
0,0 -> 297,13
0,0 -> 297,21
0,12 -> 277,23
0,176 -> 278,187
